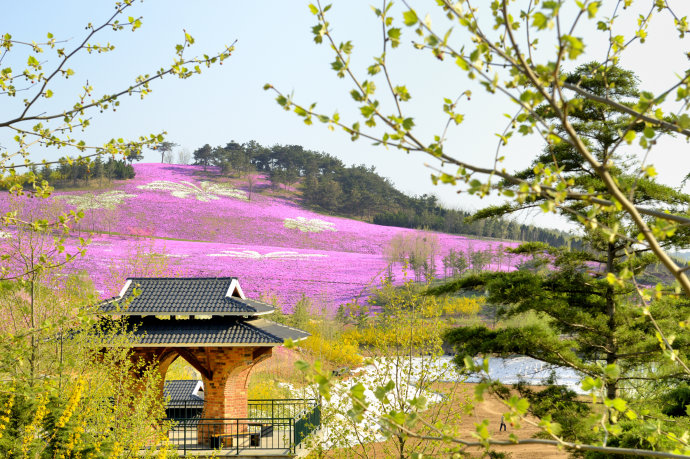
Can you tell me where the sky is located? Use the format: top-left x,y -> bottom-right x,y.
2,0 -> 690,230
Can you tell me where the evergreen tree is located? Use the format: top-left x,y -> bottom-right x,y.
441,244 -> 690,400
192,144 -> 213,170
315,176 -> 342,210
39,164 -> 52,184
444,64 -> 690,400
124,147 -> 143,164
153,141 -> 177,164
93,157 -> 104,186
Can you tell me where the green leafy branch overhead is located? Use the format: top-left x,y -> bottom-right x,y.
267,0 -> 690,296
269,1 -> 690,456
1,0 -> 233,187
0,0 -> 234,280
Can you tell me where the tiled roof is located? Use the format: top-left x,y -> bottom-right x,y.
126,316 -> 310,346
100,277 -> 274,316
164,380 -> 204,405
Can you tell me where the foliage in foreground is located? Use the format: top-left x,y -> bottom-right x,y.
0,274 -> 172,458
298,278 -> 471,459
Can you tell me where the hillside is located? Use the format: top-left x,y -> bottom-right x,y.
3,163 -> 520,311
23,141 -> 578,248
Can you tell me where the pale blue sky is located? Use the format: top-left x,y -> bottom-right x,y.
3,1 -> 689,229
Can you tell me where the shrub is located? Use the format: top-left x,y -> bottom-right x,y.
515,383 -> 593,444
248,375 -> 293,400
299,333 -> 362,367
439,296 -> 484,316
661,384 -> 690,417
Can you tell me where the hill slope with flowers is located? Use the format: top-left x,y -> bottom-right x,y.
14,163 -> 521,311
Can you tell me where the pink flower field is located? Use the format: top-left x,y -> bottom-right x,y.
2,164 -> 521,312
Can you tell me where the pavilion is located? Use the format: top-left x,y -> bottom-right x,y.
99,277 -> 312,451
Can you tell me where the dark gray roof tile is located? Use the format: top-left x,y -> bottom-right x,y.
100,277 -> 274,316
126,316 -> 310,346
164,380 -> 204,405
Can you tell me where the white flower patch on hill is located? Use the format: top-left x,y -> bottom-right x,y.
137,180 -> 248,202
208,250 -> 327,259
283,217 -> 336,233
56,190 -> 136,210
0,231 -> 12,239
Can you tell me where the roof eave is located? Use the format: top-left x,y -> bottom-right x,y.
122,342 -> 285,348
102,311 -> 272,317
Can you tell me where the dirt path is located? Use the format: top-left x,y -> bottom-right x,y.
323,382 -> 569,458
458,383 -> 568,459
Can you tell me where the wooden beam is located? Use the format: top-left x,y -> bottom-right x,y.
204,347 -> 212,370
175,348 -> 213,381
252,347 -> 271,362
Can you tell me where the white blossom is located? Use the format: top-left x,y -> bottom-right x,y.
283,217 -> 336,233
208,250 -> 327,259
56,190 -> 136,210
137,180 -> 248,202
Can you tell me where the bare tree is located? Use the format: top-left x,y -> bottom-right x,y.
177,148 -> 192,165
245,167 -> 258,201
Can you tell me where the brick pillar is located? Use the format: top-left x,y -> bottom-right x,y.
177,346 -> 272,446
201,347 -> 250,419
156,351 -> 178,401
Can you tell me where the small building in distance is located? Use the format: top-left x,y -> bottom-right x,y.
164,379 -> 204,419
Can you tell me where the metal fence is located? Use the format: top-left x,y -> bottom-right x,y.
295,401 -> 321,446
167,417 -> 294,455
165,399 -> 320,456
247,398 -> 317,420
166,400 -> 204,420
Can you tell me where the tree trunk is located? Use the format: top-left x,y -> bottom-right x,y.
605,242 -> 618,401
30,273 -> 36,387
397,435 -> 405,459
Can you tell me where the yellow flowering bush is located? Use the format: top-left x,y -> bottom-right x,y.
21,394 -> 49,457
299,333 -> 363,367
0,390 -> 14,442
0,319 -> 173,458
345,322 -> 441,350
248,377 -> 293,400
439,296 -> 484,316
55,378 -> 85,430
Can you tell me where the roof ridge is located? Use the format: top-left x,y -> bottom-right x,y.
102,277 -> 274,316
126,276 -> 238,280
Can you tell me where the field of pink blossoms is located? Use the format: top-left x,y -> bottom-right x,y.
2,164 -> 520,312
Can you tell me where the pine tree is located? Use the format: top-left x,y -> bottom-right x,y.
444,64 -> 690,400
442,244 -> 690,400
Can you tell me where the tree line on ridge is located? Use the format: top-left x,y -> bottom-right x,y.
0,156 -> 135,189
191,140 -> 579,248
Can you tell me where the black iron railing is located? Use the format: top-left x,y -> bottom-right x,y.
165,399 -> 320,456
165,400 -> 203,420
295,401 -> 321,446
167,417 -> 294,455
247,398 -> 317,419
